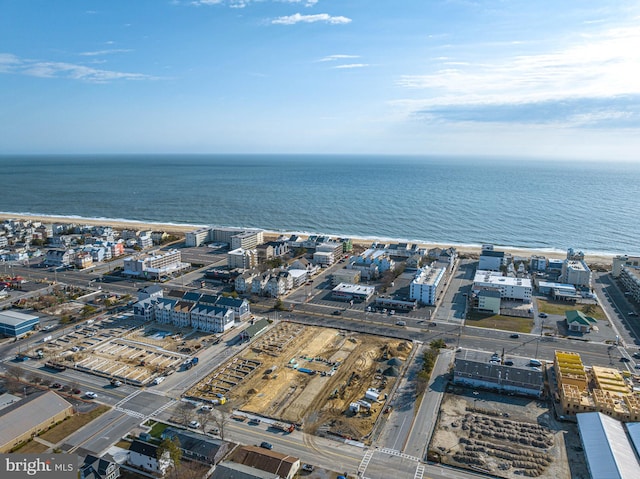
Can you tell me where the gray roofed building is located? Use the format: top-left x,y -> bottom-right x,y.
80,454 -> 120,479
453,349 -> 544,397
240,318 -> 270,342
0,390 -> 74,452
211,461 -> 279,479
160,427 -> 229,464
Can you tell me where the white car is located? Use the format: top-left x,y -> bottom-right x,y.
189,421 -> 201,429
85,392 -> 98,399
153,376 -> 165,385
200,405 -> 213,412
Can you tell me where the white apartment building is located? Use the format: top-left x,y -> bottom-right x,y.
478,249 -> 506,271
612,255 -> 640,278
231,230 -> 264,250
185,228 -> 211,247
410,266 -> 446,306
561,260 -> 592,288
123,249 -> 188,279
619,266 -> 640,303
227,248 -> 257,270
190,304 -> 234,332
473,270 -> 532,301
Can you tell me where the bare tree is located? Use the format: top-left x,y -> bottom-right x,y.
5,364 -> 23,382
176,402 -> 197,426
26,372 -> 43,385
198,410 -> 213,434
211,404 -> 231,440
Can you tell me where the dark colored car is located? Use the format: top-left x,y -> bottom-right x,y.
332,310 -> 342,316
510,334 -> 520,338
620,357 -> 630,362
538,312 -> 548,318
260,441 -> 273,450
51,383 -> 62,389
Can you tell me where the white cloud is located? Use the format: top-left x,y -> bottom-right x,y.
272,13 -> 351,25
397,25 -> 640,108
0,53 -> 156,83
332,63 -> 369,69
318,54 -> 359,62
79,49 -> 132,57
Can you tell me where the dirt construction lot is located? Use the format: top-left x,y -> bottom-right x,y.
187,322 -> 412,441
430,389 -> 589,479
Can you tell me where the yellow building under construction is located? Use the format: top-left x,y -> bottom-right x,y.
555,350 -> 640,422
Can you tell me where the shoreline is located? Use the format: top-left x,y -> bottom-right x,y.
0,212 -> 616,265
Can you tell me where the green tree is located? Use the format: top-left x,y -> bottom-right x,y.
157,436 -> 182,473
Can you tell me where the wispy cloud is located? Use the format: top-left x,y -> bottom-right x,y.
332,63 -> 369,69
0,53 -> 156,83
190,0 -> 318,6
317,54 -> 359,62
79,49 -> 132,57
272,13 -> 351,25
395,24 -> 640,127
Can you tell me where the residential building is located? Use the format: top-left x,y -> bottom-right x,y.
231,445 -> 300,479
128,440 -> 171,476
613,255 -> 640,278
235,271 -> 257,293
474,288 -> 501,314
313,242 -> 343,265
410,266 -> 446,306
478,249 -> 506,271
190,304 -> 234,332
332,269 -> 361,286
619,265 -> 640,302
530,255 -> 547,272
231,230 -> 264,250
561,260 -> 592,288
228,248 -> 258,270
473,270 -> 532,301
186,228 -> 211,247
75,251 -> 94,269
137,231 -> 153,249
80,454 -> 120,479
44,248 -> 75,266
123,249 -> 188,279
160,427 -> 229,464
151,231 -> 170,245
211,461 -> 279,479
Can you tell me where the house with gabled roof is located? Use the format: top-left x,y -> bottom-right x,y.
231,445 -> 300,479
80,454 -> 120,479
566,310 -> 597,333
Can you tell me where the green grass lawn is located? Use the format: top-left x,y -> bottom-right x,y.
148,421 -> 169,438
537,299 -> 607,320
39,405 -> 110,444
466,312 -> 534,332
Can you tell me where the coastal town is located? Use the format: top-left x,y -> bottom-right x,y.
1,215 -> 640,479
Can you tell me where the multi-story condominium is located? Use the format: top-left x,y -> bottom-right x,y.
44,248 -> 75,266
235,271 -> 257,293
154,298 -> 178,325
478,249 -> 506,271
619,266 -> 640,303
190,304 -> 235,333
251,273 -> 270,295
332,269 -> 361,287
137,231 -> 153,250
109,242 -> 125,258
475,288 -> 501,314
410,266 -> 446,306
530,255 -> 547,272
185,228 -> 211,247
256,243 -> 275,263
173,300 -> 194,328
313,250 -> 334,266
473,270 -> 532,301
74,252 -> 94,269
266,271 -> 293,298
120,229 -> 138,241
123,249 -> 187,279
315,242 -> 345,264
566,248 -> 585,261
212,227 -> 245,245
227,248 -> 257,270
561,260 -> 592,288
613,255 -> 640,278
231,230 -> 264,250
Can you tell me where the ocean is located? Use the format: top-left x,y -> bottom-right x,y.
1,154 -> 639,256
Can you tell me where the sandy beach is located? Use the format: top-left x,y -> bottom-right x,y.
0,213 -> 615,265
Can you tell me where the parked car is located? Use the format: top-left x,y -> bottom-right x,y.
260,441 -> 273,450
85,392 -> 97,399
302,464 -> 315,472
629,312 -> 638,317
200,405 -> 212,412
538,313 -> 548,318
510,334 -> 520,338
620,357 -> 630,362
189,421 -> 201,429
332,310 -> 342,316
50,383 -> 62,389
72,388 -> 82,395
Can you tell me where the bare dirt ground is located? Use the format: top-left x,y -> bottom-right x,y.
430,389 -> 589,479
187,323 -> 412,440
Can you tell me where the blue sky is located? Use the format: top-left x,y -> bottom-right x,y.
1,0 -> 639,160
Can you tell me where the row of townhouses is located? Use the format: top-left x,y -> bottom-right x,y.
133,287 -> 250,333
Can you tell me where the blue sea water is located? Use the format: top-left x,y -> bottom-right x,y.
1,154 -> 639,256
